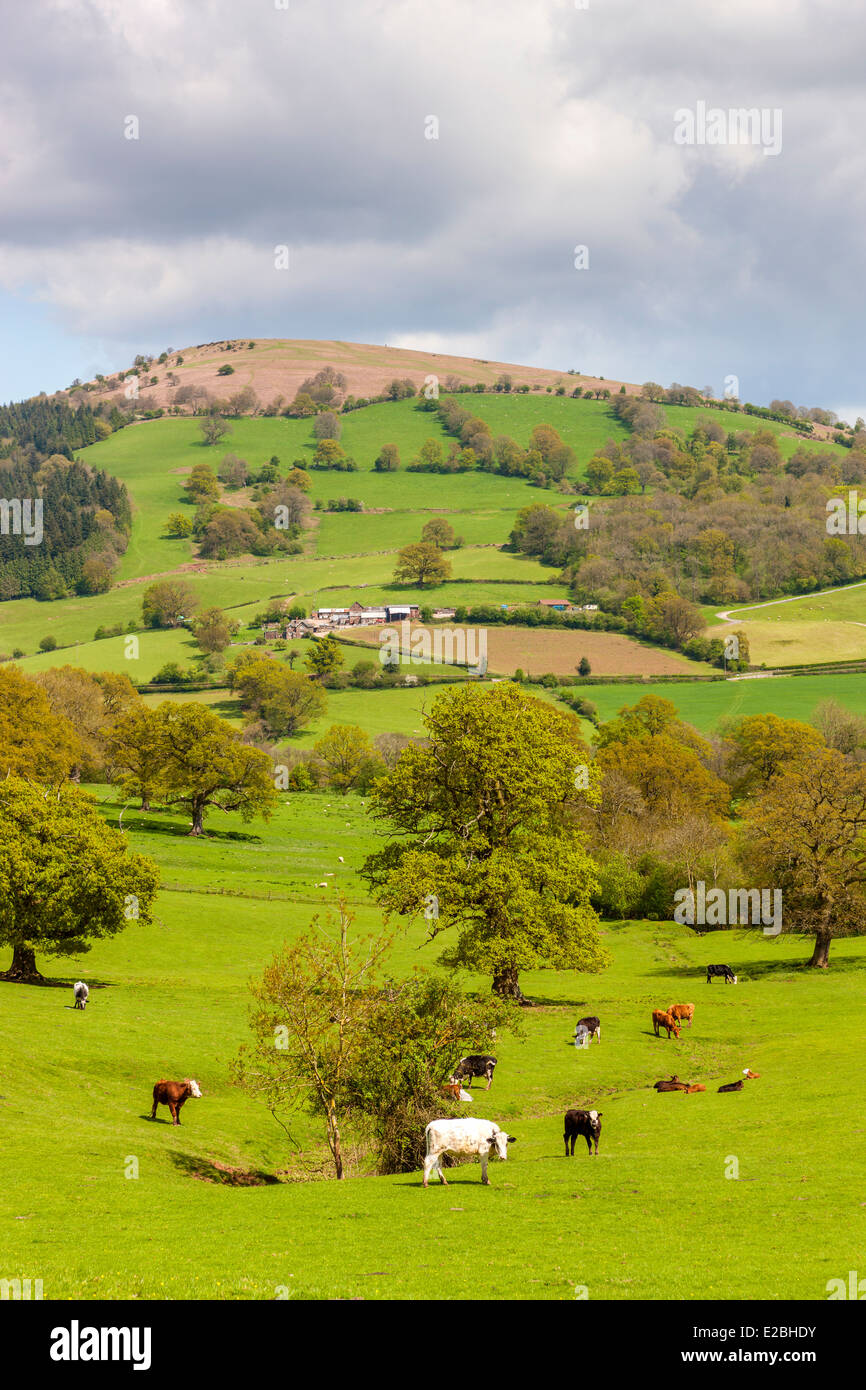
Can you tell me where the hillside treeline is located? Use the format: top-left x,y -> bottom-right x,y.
0,453 -> 131,601
0,393 -> 131,600
0,395 -> 119,459
510,418 -> 866,611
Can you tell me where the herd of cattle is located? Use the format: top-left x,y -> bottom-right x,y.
423,963 -> 754,1186
69,960 -> 752,1182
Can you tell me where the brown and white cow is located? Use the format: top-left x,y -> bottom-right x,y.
652,1009 -> 680,1039
150,1078 -> 202,1125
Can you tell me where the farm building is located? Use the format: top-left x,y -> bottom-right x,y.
310,601 -> 421,626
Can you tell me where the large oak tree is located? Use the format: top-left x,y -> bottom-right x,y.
0,778 -> 159,982
738,747 -> 866,967
362,682 -> 605,1000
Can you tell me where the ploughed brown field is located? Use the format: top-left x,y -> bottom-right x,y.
347,622 -> 709,677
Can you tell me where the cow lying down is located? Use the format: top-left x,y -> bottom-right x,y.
719,1070 -> 761,1092
654,1076 -> 704,1093
423,1118 -> 516,1187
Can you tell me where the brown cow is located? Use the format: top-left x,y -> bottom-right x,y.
743,1068 -> 761,1079
441,1081 -> 473,1102
686,1084 -> 706,1093
655,1079 -> 690,1092
652,1009 -> 680,1039
150,1078 -> 202,1125
667,1003 -> 695,1028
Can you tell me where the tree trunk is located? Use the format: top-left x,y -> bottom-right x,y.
492,966 -> 532,1005
140,798 -> 151,812
328,1111 -> 344,1179
189,805 -> 205,836
0,944 -> 45,983
809,930 -> 831,968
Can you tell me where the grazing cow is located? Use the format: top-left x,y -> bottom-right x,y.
573,1024 -> 590,1049
706,964 -> 737,984
743,1068 -> 761,1079
453,1055 -> 497,1091
564,1108 -> 603,1155
422,1118 -> 516,1187
654,1079 -> 691,1092
150,1078 -> 202,1125
73,981 -> 89,1010
441,1081 -> 473,1102
718,1079 -> 744,1092
575,1015 -> 601,1044
652,1009 -> 680,1039
668,1003 -> 695,1028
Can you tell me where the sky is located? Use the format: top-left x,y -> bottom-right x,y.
0,0 -> 864,417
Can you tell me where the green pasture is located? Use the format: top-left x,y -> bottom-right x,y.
1,788 -> 863,1300
0,545 -> 561,660
580,671 -> 866,731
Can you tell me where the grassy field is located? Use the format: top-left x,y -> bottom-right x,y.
2,787 -> 863,1301
708,582 -> 866,666
580,672 -> 866,730
7,365 -> 866,1306
139,682 -> 472,741
0,546 -> 562,659
130,669 -> 866,756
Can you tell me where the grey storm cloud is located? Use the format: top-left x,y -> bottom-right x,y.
1,0 -> 864,411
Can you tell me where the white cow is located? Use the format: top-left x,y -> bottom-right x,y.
73,981 -> 89,1010
423,1118 -> 516,1188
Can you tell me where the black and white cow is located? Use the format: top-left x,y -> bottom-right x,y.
73,981 -> 89,1010
563,1108 -> 603,1156
574,1015 -> 601,1044
453,1055 -> 497,1091
706,964 -> 737,984
423,1118 -> 516,1187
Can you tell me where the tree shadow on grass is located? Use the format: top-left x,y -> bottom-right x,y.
644,956 -> 826,983
0,974 -> 114,991
169,1151 -> 281,1186
123,820 -> 263,844
205,696 -> 243,720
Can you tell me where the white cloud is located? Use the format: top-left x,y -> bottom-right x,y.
0,0 -> 863,404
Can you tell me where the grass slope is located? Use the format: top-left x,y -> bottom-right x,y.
2,790 -> 864,1300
